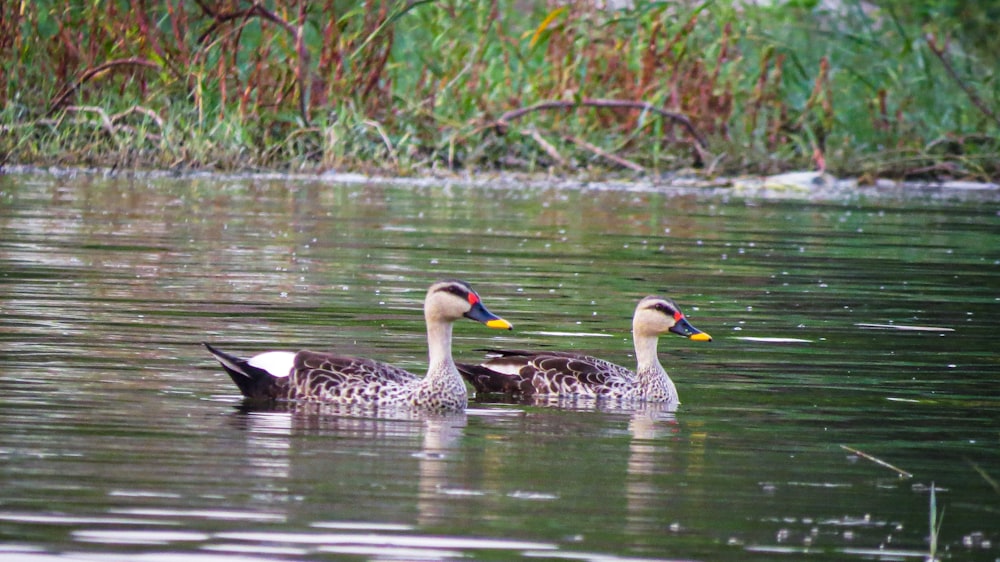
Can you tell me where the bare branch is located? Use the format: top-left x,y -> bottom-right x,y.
926,34 -> 1000,129
56,105 -> 163,143
65,105 -> 115,134
496,98 -> 709,164
195,1 -> 311,126
47,58 -> 160,116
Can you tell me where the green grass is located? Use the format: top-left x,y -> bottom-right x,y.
1,0 -> 997,180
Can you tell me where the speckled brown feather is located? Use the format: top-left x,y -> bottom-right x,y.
458,350 -> 635,398
287,351 -> 422,404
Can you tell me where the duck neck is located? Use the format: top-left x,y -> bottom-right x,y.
633,330 -> 676,400
632,331 -> 664,381
425,319 -> 456,380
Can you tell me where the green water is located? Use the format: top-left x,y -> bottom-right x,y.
0,172 -> 997,561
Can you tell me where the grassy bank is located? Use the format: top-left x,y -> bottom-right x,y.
1,0 -> 997,181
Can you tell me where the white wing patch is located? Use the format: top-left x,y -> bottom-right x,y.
481,359 -> 527,376
248,351 -> 297,378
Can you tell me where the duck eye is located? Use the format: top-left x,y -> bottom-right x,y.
656,303 -> 681,320
441,283 -> 478,304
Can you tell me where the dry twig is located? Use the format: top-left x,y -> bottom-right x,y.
563,134 -> 645,172
363,119 -> 398,165
841,445 -> 913,478
525,129 -> 568,167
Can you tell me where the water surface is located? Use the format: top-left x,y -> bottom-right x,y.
0,172 -> 997,561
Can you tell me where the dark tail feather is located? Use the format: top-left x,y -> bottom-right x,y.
203,342 -> 284,400
456,363 -> 530,395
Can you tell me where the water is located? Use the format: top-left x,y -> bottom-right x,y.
0,171 -> 997,561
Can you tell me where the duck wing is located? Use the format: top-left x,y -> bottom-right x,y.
289,350 -> 421,402
458,349 -> 634,397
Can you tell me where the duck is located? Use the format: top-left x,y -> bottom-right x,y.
457,295 -> 710,403
204,279 -> 512,411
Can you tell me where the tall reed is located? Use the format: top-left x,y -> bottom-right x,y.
1,1 -> 996,179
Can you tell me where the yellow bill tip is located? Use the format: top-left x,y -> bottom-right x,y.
689,332 -> 713,342
485,318 -> 513,330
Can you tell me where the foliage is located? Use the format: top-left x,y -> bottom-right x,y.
0,0 -> 997,180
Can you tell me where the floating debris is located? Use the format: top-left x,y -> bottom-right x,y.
856,323 -> 955,332
841,445 -> 913,479
734,336 -> 813,343
523,331 -> 613,338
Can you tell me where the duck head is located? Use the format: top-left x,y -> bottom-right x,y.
425,279 -> 513,330
634,295 -> 712,341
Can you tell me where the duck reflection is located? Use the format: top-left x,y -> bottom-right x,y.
228,401 -> 467,527
623,401 -> 682,541
414,414 -> 468,527
472,394 -> 684,545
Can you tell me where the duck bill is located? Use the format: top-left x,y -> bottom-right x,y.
670,316 -> 712,342
465,301 -> 513,330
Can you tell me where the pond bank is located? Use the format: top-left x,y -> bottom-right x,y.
3,164 -> 998,203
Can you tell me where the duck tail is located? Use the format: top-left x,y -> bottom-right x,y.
203,342 -> 282,400
456,363 -> 527,395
